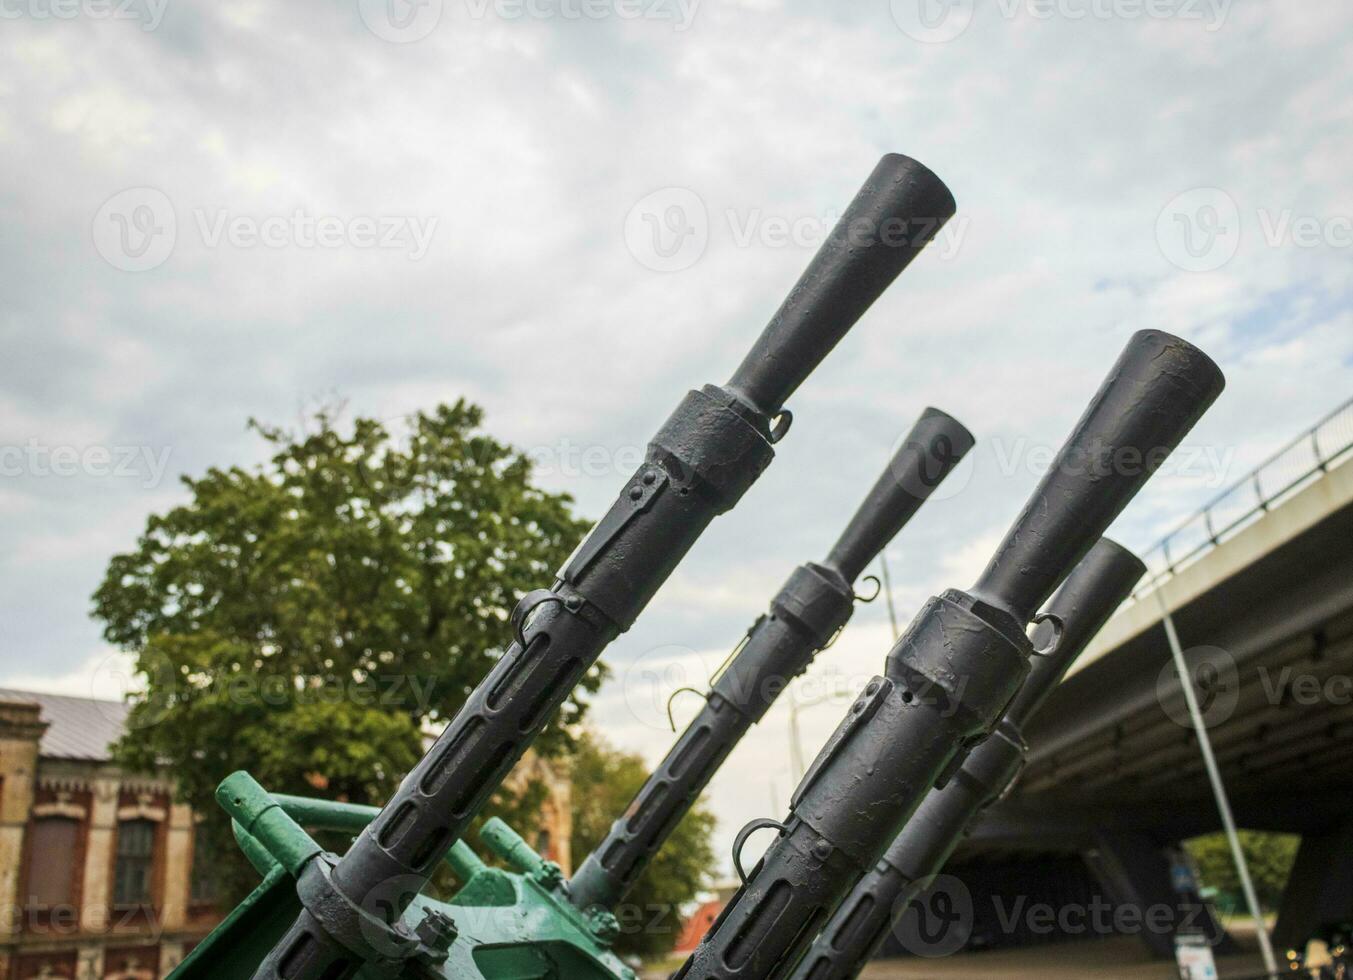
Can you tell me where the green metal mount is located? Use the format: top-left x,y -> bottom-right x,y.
169,772 -> 635,980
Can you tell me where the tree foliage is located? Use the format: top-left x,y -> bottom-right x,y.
1186,830 -> 1300,911
569,730 -> 716,958
93,401 -> 597,901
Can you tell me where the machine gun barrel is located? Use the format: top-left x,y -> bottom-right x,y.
970,333 -> 1217,625
789,537 -> 1146,980
673,330 -> 1224,980
823,408 -> 973,583
726,157 -> 958,418
246,154 -> 957,980
568,408 -> 973,914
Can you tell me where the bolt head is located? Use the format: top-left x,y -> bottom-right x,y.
415,909 -> 458,952
533,860 -> 565,890
587,907 -> 621,945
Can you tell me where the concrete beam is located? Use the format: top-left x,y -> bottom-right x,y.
1273,821 -> 1353,952
968,790 -> 1353,850
1084,832 -> 1233,959
1072,458 -> 1353,679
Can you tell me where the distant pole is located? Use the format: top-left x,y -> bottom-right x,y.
788,688 -> 842,785
1156,587 -> 1278,977
878,552 -> 900,641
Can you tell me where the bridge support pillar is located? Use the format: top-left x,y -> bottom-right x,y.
1273,820 -> 1353,953
1084,832 -> 1234,959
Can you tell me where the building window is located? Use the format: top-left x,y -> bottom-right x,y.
189,832 -> 216,905
105,948 -> 159,979
15,951 -> 78,979
113,819 -> 156,907
25,817 -> 80,910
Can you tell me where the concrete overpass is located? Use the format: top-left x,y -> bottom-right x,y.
956,396 -> 1353,957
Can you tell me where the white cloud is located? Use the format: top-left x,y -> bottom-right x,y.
4,648 -> 139,701
1,0 -> 1350,858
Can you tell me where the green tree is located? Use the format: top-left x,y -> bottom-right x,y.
570,730 -> 716,958
1186,831 -> 1300,911
93,401 -> 597,901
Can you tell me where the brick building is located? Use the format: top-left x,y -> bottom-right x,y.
0,690 -> 220,979
0,688 -> 574,980
505,750 -> 574,874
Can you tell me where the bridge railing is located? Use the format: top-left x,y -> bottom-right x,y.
1131,394 -> 1353,600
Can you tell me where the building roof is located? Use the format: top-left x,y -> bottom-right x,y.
675,898 -> 724,954
0,687 -> 130,761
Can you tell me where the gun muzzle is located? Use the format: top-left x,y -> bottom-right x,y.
972,329 -> 1223,624
727,154 -> 956,418
826,407 -> 974,582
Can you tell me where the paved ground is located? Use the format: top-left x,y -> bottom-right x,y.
858,935 -> 1269,979
647,934 -> 1273,979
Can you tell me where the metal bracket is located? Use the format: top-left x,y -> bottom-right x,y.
813,576 -> 881,651
1029,611 -> 1065,658
665,621 -> 757,729
292,855 -> 450,976
665,687 -> 710,732
731,817 -> 787,884
854,574 -> 883,604
510,589 -> 580,648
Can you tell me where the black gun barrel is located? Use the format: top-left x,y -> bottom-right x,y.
727,155 -> 956,418
568,409 -> 972,914
825,408 -> 973,582
246,155 -> 957,980
673,331 -> 1223,980
972,331 -> 1221,624
790,538 -> 1145,980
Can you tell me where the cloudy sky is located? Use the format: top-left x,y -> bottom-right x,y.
2,0 -> 1351,868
